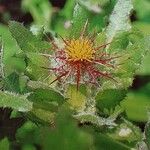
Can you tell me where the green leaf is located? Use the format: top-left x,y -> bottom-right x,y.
28,88 -> 64,112
22,144 -> 36,150
26,61 -> 53,84
25,61 -> 56,88
5,57 -> 26,75
133,22 -> 150,36
101,35 -> 150,90
0,91 -> 32,112
106,0 -> 133,42
94,133 -> 130,150
71,0 -> 113,38
26,52 -> 50,67
121,92 -> 150,122
27,80 -> 55,90
19,75 -> 29,93
0,138 -> 9,150
133,0 -> 150,23
4,72 -> 21,93
25,52 -> 52,83
27,88 -> 64,123
119,35 -> 150,77
0,37 -> 4,78
96,89 -> 127,111
107,118 -> 142,146
0,24 -> 21,59
137,52 -> 150,75
4,72 -> 28,93
108,29 -> 143,53
9,21 -> 51,53
38,107 -> 93,150
22,0 -> 52,30
16,121 -> 39,145
145,122 -> 150,149
74,112 -> 116,128
0,24 -> 23,76
65,84 -> 87,112
61,0 -> 76,19
70,3 -> 92,38
30,108 -> 55,124
79,0 -> 102,13
137,141 -> 149,150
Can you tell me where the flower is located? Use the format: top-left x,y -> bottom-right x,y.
47,22 -> 118,89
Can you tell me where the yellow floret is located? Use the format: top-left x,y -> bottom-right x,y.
65,39 -> 95,61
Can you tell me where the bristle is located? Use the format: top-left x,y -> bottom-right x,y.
59,35 -> 70,46
94,42 -> 111,51
80,19 -> 89,38
76,63 -> 81,90
50,71 -> 69,85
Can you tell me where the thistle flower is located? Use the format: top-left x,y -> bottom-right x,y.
46,21 -> 118,89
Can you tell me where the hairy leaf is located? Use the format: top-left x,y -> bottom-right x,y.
0,38 -> 4,79
107,119 -> 142,146
106,0 -> 133,42
9,21 -> 51,53
0,91 -> 32,112
28,88 -> 64,112
101,35 -> 150,91
70,2 -> 92,38
26,52 -> 50,67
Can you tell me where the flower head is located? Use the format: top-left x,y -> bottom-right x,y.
65,38 -> 94,61
48,22 -> 117,89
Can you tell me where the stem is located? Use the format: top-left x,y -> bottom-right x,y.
74,112 -> 117,128
84,85 -> 97,114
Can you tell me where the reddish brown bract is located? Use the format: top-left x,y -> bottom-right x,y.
49,23 -> 117,89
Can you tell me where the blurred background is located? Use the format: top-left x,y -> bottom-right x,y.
0,0 -> 66,23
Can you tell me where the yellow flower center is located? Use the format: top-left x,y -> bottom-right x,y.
65,38 -> 95,61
